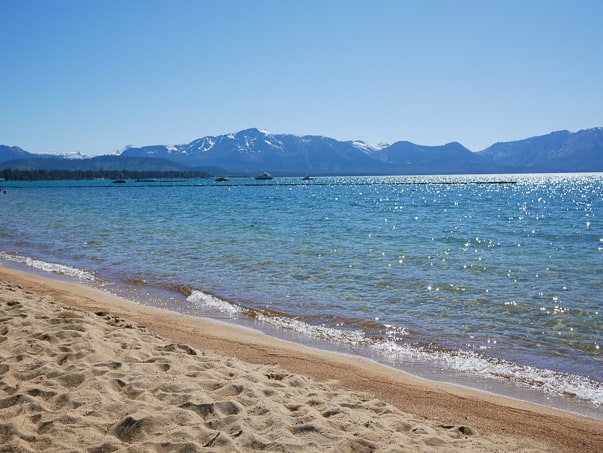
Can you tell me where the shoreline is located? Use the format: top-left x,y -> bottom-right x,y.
1,265 -> 602,451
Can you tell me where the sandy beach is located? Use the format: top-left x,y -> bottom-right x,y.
0,265 -> 601,452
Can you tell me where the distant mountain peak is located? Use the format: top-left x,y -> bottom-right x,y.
229,127 -> 267,138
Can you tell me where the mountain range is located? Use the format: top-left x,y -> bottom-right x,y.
2,127 -> 602,176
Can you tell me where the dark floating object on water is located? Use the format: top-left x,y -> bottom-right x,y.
112,179 -> 127,184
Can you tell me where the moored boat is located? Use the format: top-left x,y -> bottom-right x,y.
255,172 -> 273,180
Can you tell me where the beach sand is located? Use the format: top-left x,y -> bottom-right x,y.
0,265 -> 601,452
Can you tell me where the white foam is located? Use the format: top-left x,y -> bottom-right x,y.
255,313 -> 367,345
187,290 -> 244,315
372,340 -> 603,406
0,252 -> 95,281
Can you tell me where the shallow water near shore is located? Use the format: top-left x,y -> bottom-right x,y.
1,173 -> 601,417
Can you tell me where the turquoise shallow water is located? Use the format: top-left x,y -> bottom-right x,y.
1,174 -> 601,413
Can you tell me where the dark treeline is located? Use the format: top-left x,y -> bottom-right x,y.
0,169 -> 211,181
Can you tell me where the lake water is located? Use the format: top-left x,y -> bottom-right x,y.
1,173 -> 601,418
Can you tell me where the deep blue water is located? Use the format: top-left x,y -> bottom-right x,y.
1,174 -> 601,414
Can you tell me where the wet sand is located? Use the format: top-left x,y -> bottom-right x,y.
1,265 -> 601,452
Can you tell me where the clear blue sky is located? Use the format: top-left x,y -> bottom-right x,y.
1,0 -> 602,155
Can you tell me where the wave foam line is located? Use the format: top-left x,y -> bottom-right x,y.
372,341 -> 603,407
187,290 -> 602,407
187,290 -> 374,344
0,252 -> 95,281
187,290 -> 244,315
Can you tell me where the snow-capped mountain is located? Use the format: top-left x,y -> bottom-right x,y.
2,127 -> 602,174
119,128 -> 392,174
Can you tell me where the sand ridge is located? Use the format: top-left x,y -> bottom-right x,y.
0,266 -> 602,452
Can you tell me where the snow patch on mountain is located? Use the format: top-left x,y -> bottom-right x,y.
56,151 -> 87,159
351,141 -> 388,152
